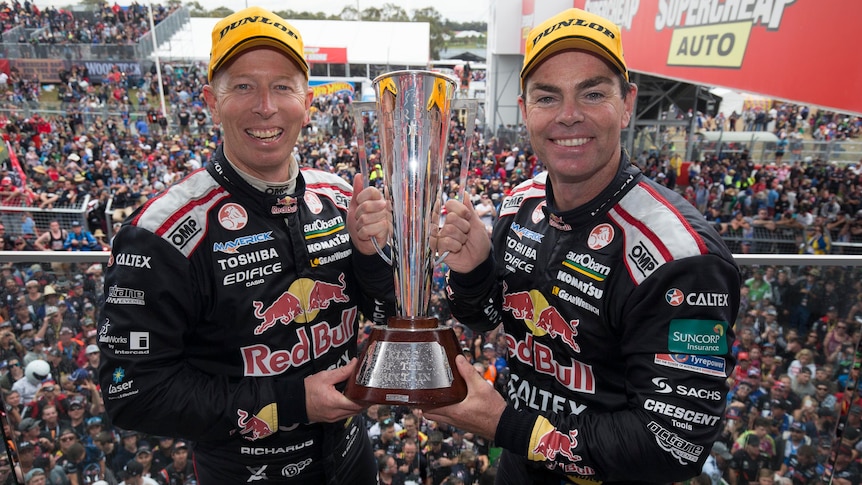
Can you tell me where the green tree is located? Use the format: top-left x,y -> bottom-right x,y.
337,6 -> 361,21
381,3 -> 409,21
412,7 -> 445,60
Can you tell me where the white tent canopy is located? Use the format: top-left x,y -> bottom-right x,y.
156,18 -> 430,66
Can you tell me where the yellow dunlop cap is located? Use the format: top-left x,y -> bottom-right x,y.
208,6 -> 309,81
520,8 -> 628,92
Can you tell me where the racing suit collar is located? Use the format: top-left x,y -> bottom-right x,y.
543,151 -> 642,227
207,145 -> 308,218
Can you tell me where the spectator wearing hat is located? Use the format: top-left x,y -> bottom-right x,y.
149,437 -> 175,474
112,430 -> 139,475
23,378 -> 69,421
63,221 -> 99,251
34,306 -> 62,350
155,440 -> 194,485
120,458 -> 158,485
790,366 -> 816,398
827,443 -> 862,484
780,422 -> 812,463
55,427 -> 81,456
814,407 -> 837,443
425,430 -> 457,485
16,440 -> 38,481
729,434 -> 771,485
701,441 -> 732,485
65,395 -> 90,439
479,343 -> 498,385
132,443 -> 157,479
22,467 -> 46,485
733,351 -> 753,383
11,302 -> 37,343
54,326 -> 83,367
17,417 -> 43,449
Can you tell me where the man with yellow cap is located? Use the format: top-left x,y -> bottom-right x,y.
430,8 -> 740,484
98,7 -> 395,484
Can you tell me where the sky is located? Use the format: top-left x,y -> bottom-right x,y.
209,1 -> 491,23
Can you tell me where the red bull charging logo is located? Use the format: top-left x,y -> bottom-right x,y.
252,273 -> 349,335
502,285 -> 580,352
237,403 -> 278,441
532,428 -> 580,462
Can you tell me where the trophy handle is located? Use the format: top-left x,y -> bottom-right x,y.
436,99 -> 480,265
452,99 -> 479,202
351,99 -> 392,265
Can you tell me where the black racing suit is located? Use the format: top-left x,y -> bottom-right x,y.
98,148 -> 395,484
447,157 -> 740,484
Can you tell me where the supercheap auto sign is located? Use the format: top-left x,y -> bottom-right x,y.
522,1 -> 859,115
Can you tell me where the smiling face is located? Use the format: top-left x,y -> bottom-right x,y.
519,49 -> 636,211
203,46 -> 313,182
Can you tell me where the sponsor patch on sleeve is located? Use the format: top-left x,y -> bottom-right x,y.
668,319 -> 728,355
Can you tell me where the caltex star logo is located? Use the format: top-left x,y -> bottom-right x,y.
665,288 -> 684,306
112,367 -> 125,384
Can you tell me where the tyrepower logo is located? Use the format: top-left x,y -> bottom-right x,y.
654,353 -> 727,377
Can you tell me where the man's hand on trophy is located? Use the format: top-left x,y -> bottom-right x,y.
304,358 -> 365,423
348,176 -> 392,256
432,198 -> 491,274
422,354 -> 505,441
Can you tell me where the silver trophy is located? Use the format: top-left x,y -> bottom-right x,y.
345,70 -> 478,406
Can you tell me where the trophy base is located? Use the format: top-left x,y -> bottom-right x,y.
345,317 -> 467,407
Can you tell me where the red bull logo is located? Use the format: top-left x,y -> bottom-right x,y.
308,273 -> 349,310
534,307 -> 580,353
503,289 -> 534,321
532,428 -> 580,462
503,285 -> 580,352
271,196 -> 297,215
252,274 -> 350,335
237,405 -> 277,441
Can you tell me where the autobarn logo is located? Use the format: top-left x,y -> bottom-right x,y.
304,216 -> 345,239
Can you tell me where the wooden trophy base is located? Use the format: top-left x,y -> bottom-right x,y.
345,317 -> 467,407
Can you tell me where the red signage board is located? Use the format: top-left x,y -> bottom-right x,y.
526,1 -> 860,115
304,47 -> 348,64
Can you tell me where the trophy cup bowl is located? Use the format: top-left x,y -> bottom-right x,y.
345,70 -> 473,407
